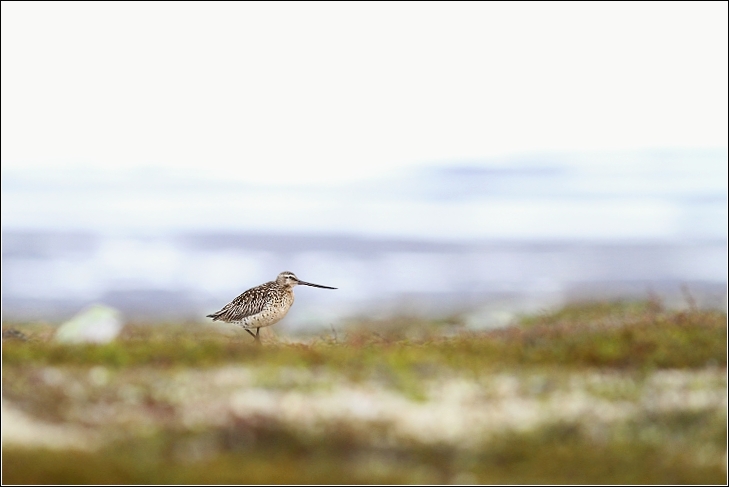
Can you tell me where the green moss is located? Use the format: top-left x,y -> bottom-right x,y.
3,302 -> 726,412
518,299 -> 664,328
3,418 -> 725,484
3,301 -> 726,484
4,304 -> 726,373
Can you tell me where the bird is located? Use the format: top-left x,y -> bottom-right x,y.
206,271 -> 337,342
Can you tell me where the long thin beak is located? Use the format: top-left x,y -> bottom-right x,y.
297,280 -> 337,289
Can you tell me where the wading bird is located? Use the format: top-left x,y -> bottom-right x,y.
207,271 -> 337,342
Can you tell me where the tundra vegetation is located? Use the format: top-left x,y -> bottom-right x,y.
2,299 -> 727,484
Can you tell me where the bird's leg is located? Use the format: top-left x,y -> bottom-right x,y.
254,327 -> 261,344
245,328 -> 256,339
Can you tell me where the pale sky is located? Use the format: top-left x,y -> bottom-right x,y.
2,2 -> 728,185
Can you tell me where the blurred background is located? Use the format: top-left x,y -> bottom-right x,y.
2,2 -> 727,331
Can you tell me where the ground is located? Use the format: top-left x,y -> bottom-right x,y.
2,299 -> 727,484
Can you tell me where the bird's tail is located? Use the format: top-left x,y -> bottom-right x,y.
206,312 -> 221,321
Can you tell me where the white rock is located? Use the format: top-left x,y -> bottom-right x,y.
55,304 -> 124,344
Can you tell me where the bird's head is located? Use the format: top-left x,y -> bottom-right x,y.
276,271 -> 337,290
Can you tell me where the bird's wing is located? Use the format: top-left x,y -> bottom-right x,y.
207,284 -> 272,322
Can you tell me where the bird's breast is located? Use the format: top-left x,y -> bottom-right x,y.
237,288 -> 295,329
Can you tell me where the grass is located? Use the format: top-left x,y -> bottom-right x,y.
2,299 -> 727,484
3,418 -> 726,484
3,303 -> 726,371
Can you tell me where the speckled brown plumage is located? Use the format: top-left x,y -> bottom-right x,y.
207,271 -> 337,342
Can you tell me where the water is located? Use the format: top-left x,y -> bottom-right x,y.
2,149 -> 726,329
2,231 -> 725,330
